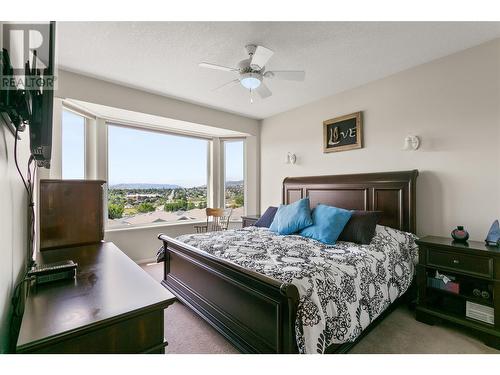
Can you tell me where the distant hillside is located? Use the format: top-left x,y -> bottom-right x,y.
110,183 -> 182,190
225,180 -> 244,187
109,181 -> 242,189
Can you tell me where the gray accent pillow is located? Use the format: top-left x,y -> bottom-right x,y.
254,206 -> 278,228
338,210 -> 382,244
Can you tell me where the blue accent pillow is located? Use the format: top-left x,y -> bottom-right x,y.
269,198 -> 313,235
254,206 -> 278,228
299,204 -> 352,245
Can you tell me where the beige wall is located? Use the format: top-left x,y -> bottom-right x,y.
105,221 -> 242,263
0,125 -> 29,352
261,39 -> 500,241
105,223 -> 196,263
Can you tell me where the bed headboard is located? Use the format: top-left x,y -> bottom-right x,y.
282,170 -> 418,233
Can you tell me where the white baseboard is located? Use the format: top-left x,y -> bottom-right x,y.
135,257 -> 156,265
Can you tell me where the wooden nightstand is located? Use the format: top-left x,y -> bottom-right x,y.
241,215 -> 260,228
415,236 -> 500,349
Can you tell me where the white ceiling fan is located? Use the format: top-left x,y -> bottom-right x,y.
199,44 -> 305,101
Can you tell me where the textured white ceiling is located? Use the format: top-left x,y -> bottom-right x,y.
57,22 -> 500,119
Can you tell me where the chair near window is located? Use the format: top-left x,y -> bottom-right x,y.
194,208 -> 232,233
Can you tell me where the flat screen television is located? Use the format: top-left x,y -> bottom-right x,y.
0,21 -> 55,168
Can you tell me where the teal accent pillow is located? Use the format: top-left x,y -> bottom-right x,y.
299,204 -> 352,245
269,198 -> 313,235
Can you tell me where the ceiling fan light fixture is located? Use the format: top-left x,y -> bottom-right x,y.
240,73 -> 262,90
200,44 -> 305,100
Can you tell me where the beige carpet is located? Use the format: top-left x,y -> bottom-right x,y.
141,263 -> 499,354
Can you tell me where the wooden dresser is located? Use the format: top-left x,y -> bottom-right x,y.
416,236 -> 500,349
16,179 -> 175,353
40,180 -> 106,250
16,242 -> 175,353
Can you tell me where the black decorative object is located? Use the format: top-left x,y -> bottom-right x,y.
451,226 -> 469,243
27,260 -> 77,285
485,220 -> 500,247
323,112 -> 363,153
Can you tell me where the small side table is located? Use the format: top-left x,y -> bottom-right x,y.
241,215 -> 261,228
415,236 -> 500,349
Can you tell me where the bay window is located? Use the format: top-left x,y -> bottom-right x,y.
59,105 -> 247,229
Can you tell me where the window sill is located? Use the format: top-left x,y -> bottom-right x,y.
105,219 -> 207,233
105,219 -> 243,233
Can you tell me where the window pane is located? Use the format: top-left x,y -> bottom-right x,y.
62,110 -> 85,179
107,125 -> 208,228
224,140 -> 244,220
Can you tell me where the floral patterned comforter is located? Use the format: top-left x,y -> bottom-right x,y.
176,225 -> 418,353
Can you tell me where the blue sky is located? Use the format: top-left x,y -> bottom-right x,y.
224,140 -> 244,182
62,110 -> 244,187
108,124 -> 208,187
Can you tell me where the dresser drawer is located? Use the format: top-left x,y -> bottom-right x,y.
427,249 -> 493,278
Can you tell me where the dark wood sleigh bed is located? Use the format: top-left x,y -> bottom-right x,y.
158,170 -> 418,353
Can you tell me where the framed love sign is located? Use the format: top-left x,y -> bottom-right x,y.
323,111 -> 363,153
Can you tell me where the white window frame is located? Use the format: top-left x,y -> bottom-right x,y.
60,106 -> 92,180
104,121 -> 212,229
220,137 -> 247,221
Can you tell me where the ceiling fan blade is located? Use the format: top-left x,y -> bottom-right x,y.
256,82 -> 272,99
250,46 -> 274,70
199,62 -> 238,72
266,70 -> 305,81
212,79 -> 240,92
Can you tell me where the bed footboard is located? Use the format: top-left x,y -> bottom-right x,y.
159,234 -> 300,353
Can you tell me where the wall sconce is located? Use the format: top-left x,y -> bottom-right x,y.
285,152 -> 297,165
403,135 -> 420,151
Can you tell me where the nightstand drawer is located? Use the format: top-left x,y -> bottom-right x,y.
427,249 -> 493,278
242,216 -> 260,228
